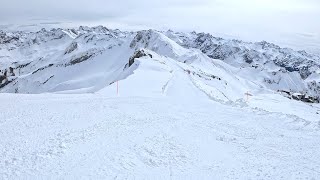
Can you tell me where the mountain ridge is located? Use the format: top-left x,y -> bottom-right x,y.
0,26 -> 319,103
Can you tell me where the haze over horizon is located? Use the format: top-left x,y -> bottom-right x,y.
1,0 -> 319,54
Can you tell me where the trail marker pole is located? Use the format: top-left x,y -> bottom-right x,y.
245,91 -> 253,102
117,81 -> 119,96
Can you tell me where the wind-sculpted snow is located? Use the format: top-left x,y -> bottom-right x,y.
0,26 -> 319,102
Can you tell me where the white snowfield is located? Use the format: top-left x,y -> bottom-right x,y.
1,91 -> 320,179
0,26 -> 320,179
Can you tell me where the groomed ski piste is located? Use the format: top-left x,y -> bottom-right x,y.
1,27 -> 320,179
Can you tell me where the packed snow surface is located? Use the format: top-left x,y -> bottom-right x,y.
1,91 -> 320,179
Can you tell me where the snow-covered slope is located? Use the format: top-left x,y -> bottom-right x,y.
0,26 -> 319,103
0,26 -> 134,93
1,92 -> 320,179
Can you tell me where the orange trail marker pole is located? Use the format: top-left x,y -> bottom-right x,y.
117,81 -> 119,96
245,91 -> 253,102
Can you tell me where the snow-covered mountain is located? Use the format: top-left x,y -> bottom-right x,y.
166,31 -> 320,100
0,26 -> 319,103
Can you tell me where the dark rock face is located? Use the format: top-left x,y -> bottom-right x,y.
42,75 -> 54,84
130,30 -> 152,49
16,62 -> 31,69
9,67 -> 15,76
264,78 -> 278,85
188,69 -> 222,81
257,41 -> 280,50
292,94 -> 319,103
273,55 -> 314,79
307,81 -> 320,98
32,64 -> 54,74
208,45 -> 241,60
66,49 -> 103,66
64,42 -> 78,54
0,33 -> 20,44
125,50 -> 153,69
278,90 -> 320,103
69,54 -> 93,65
0,75 -> 6,84
0,79 -> 13,89
0,66 -> 16,88
242,50 -> 261,64
0,68 -> 16,89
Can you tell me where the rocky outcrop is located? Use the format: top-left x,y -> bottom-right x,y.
130,30 -> 152,49
66,49 -> 103,66
0,67 -> 16,88
64,42 -> 78,54
125,49 -> 153,69
0,32 -> 20,44
278,90 -> 319,103
0,75 -> 6,84
32,64 -> 54,74
68,54 -> 93,66
292,93 -> 319,103
243,49 -> 261,64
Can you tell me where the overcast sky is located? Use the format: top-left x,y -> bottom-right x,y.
1,0 -> 319,53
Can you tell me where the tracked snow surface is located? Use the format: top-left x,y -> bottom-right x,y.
1,26 -> 320,179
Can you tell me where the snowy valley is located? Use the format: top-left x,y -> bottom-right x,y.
0,26 -> 320,179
